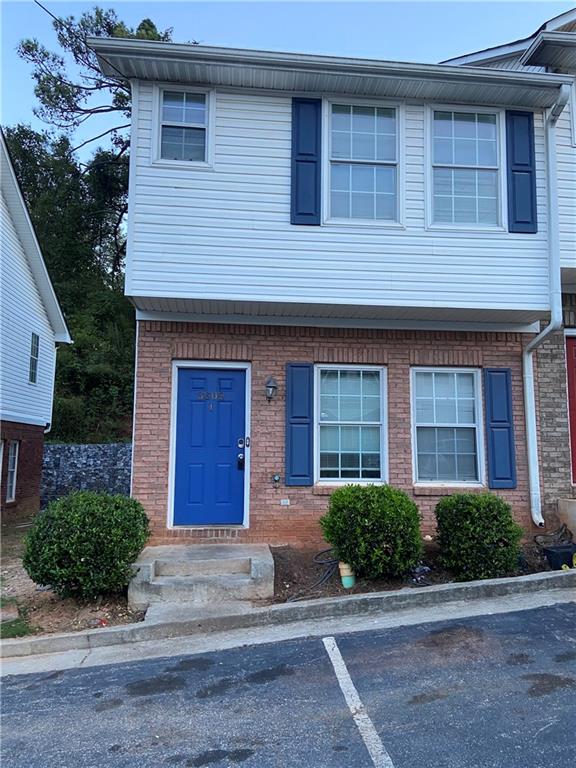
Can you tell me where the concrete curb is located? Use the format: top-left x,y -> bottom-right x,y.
2,569 -> 575,659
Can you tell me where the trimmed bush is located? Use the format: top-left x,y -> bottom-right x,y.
23,492 -> 149,600
320,484 -> 422,578
435,493 -> 522,581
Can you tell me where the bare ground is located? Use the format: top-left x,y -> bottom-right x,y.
1,514 -> 143,636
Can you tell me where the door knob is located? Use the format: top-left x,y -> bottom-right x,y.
237,453 -> 245,470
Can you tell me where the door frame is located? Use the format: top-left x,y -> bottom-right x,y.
167,360 -> 252,529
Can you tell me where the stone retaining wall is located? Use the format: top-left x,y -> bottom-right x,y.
41,443 -> 132,506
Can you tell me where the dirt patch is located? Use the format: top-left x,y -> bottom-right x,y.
271,541 -> 549,603
1,514 -> 144,637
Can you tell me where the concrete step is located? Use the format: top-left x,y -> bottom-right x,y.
155,556 -> 251,578
128,544 -> 274,611
139,574 -> 260,605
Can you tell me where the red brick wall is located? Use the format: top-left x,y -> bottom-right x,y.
133,321 -> 538,546
0,421 -> 44,520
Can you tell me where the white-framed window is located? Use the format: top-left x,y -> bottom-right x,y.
29,332 -> 39,384
431,109 -> 501,226
158,88 -> 210,163
328,103 -> 399,222
315,365 -> 387,482
412,368 -> 484,484
6,441 -> 19,503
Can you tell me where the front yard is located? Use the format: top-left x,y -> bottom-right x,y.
0,515 -> 143,638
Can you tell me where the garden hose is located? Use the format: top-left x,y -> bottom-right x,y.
286,548 -> 339,602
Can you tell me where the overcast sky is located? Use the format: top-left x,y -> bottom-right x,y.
1,0 -> 573,158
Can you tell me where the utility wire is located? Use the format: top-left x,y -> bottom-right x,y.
33,0 -> 128,81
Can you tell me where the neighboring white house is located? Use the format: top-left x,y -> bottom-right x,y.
0,131 -> 71,517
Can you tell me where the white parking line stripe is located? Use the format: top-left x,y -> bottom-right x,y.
323,636 -> 395,768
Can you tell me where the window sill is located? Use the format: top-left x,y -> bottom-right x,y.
151,159 -> 214,171
323,218 -> 405,230
313,481 -> 386,495
412,483 -> 485,496
426,223 -> 506,234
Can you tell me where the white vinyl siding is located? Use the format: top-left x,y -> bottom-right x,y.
412,368 -> 483,484
6,440 -> 19,502
0,192 -> 57,426
316,366 -> 386,481
329,104 -> 398,222
556,98 -> 576,270
432,110 -> 500,226
127,83 -> 550,315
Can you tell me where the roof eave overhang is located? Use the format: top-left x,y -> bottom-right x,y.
89,39 -> 573,109
520,32 -> 576,71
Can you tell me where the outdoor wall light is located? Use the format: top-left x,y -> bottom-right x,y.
265,376 -> 278,401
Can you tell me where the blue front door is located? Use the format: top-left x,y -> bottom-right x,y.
174,368 -> 247,526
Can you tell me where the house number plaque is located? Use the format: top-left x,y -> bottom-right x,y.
197,391 -> 225,401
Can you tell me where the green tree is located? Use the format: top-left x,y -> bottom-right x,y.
18,8 -> 172,156
8,8 -> 177,442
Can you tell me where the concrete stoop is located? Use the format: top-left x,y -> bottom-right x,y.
128,544 -> 274,611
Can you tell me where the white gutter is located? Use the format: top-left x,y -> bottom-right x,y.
523,83 -> 570,527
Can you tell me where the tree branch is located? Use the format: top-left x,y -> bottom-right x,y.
71,124 -> 130,153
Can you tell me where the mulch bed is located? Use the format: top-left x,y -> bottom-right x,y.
271,542 -> 550,604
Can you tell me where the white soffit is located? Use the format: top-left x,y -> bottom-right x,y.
521,32 -> 576,71
89,39 -> 572,109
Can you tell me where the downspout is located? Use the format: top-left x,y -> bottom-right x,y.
523,83 -> 570,527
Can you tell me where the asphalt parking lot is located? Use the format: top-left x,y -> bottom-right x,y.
2,603 -> 575,768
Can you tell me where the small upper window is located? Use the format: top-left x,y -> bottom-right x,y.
432,111 -> 499,226
329,104 -> 398,222
29,333 -> 39,384
160,90 -> 208,162
6,441 -> 19,503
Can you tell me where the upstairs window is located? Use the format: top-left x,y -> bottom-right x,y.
432,110 -> 500,226
29,333 -> 39,384
329,104 -> 398,222
160,90 -> 208,162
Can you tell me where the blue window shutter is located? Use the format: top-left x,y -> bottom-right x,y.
484,368 -> 517,489
285,363 -> 314,486
506,111 -> 537,233
291,98 -> 321,225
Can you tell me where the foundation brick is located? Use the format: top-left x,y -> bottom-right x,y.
0,421 -> 44,520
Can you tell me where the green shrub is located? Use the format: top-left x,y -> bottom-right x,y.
23,492 -> 149,600
320,484 -> 422,578
435,493 -> 522,581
